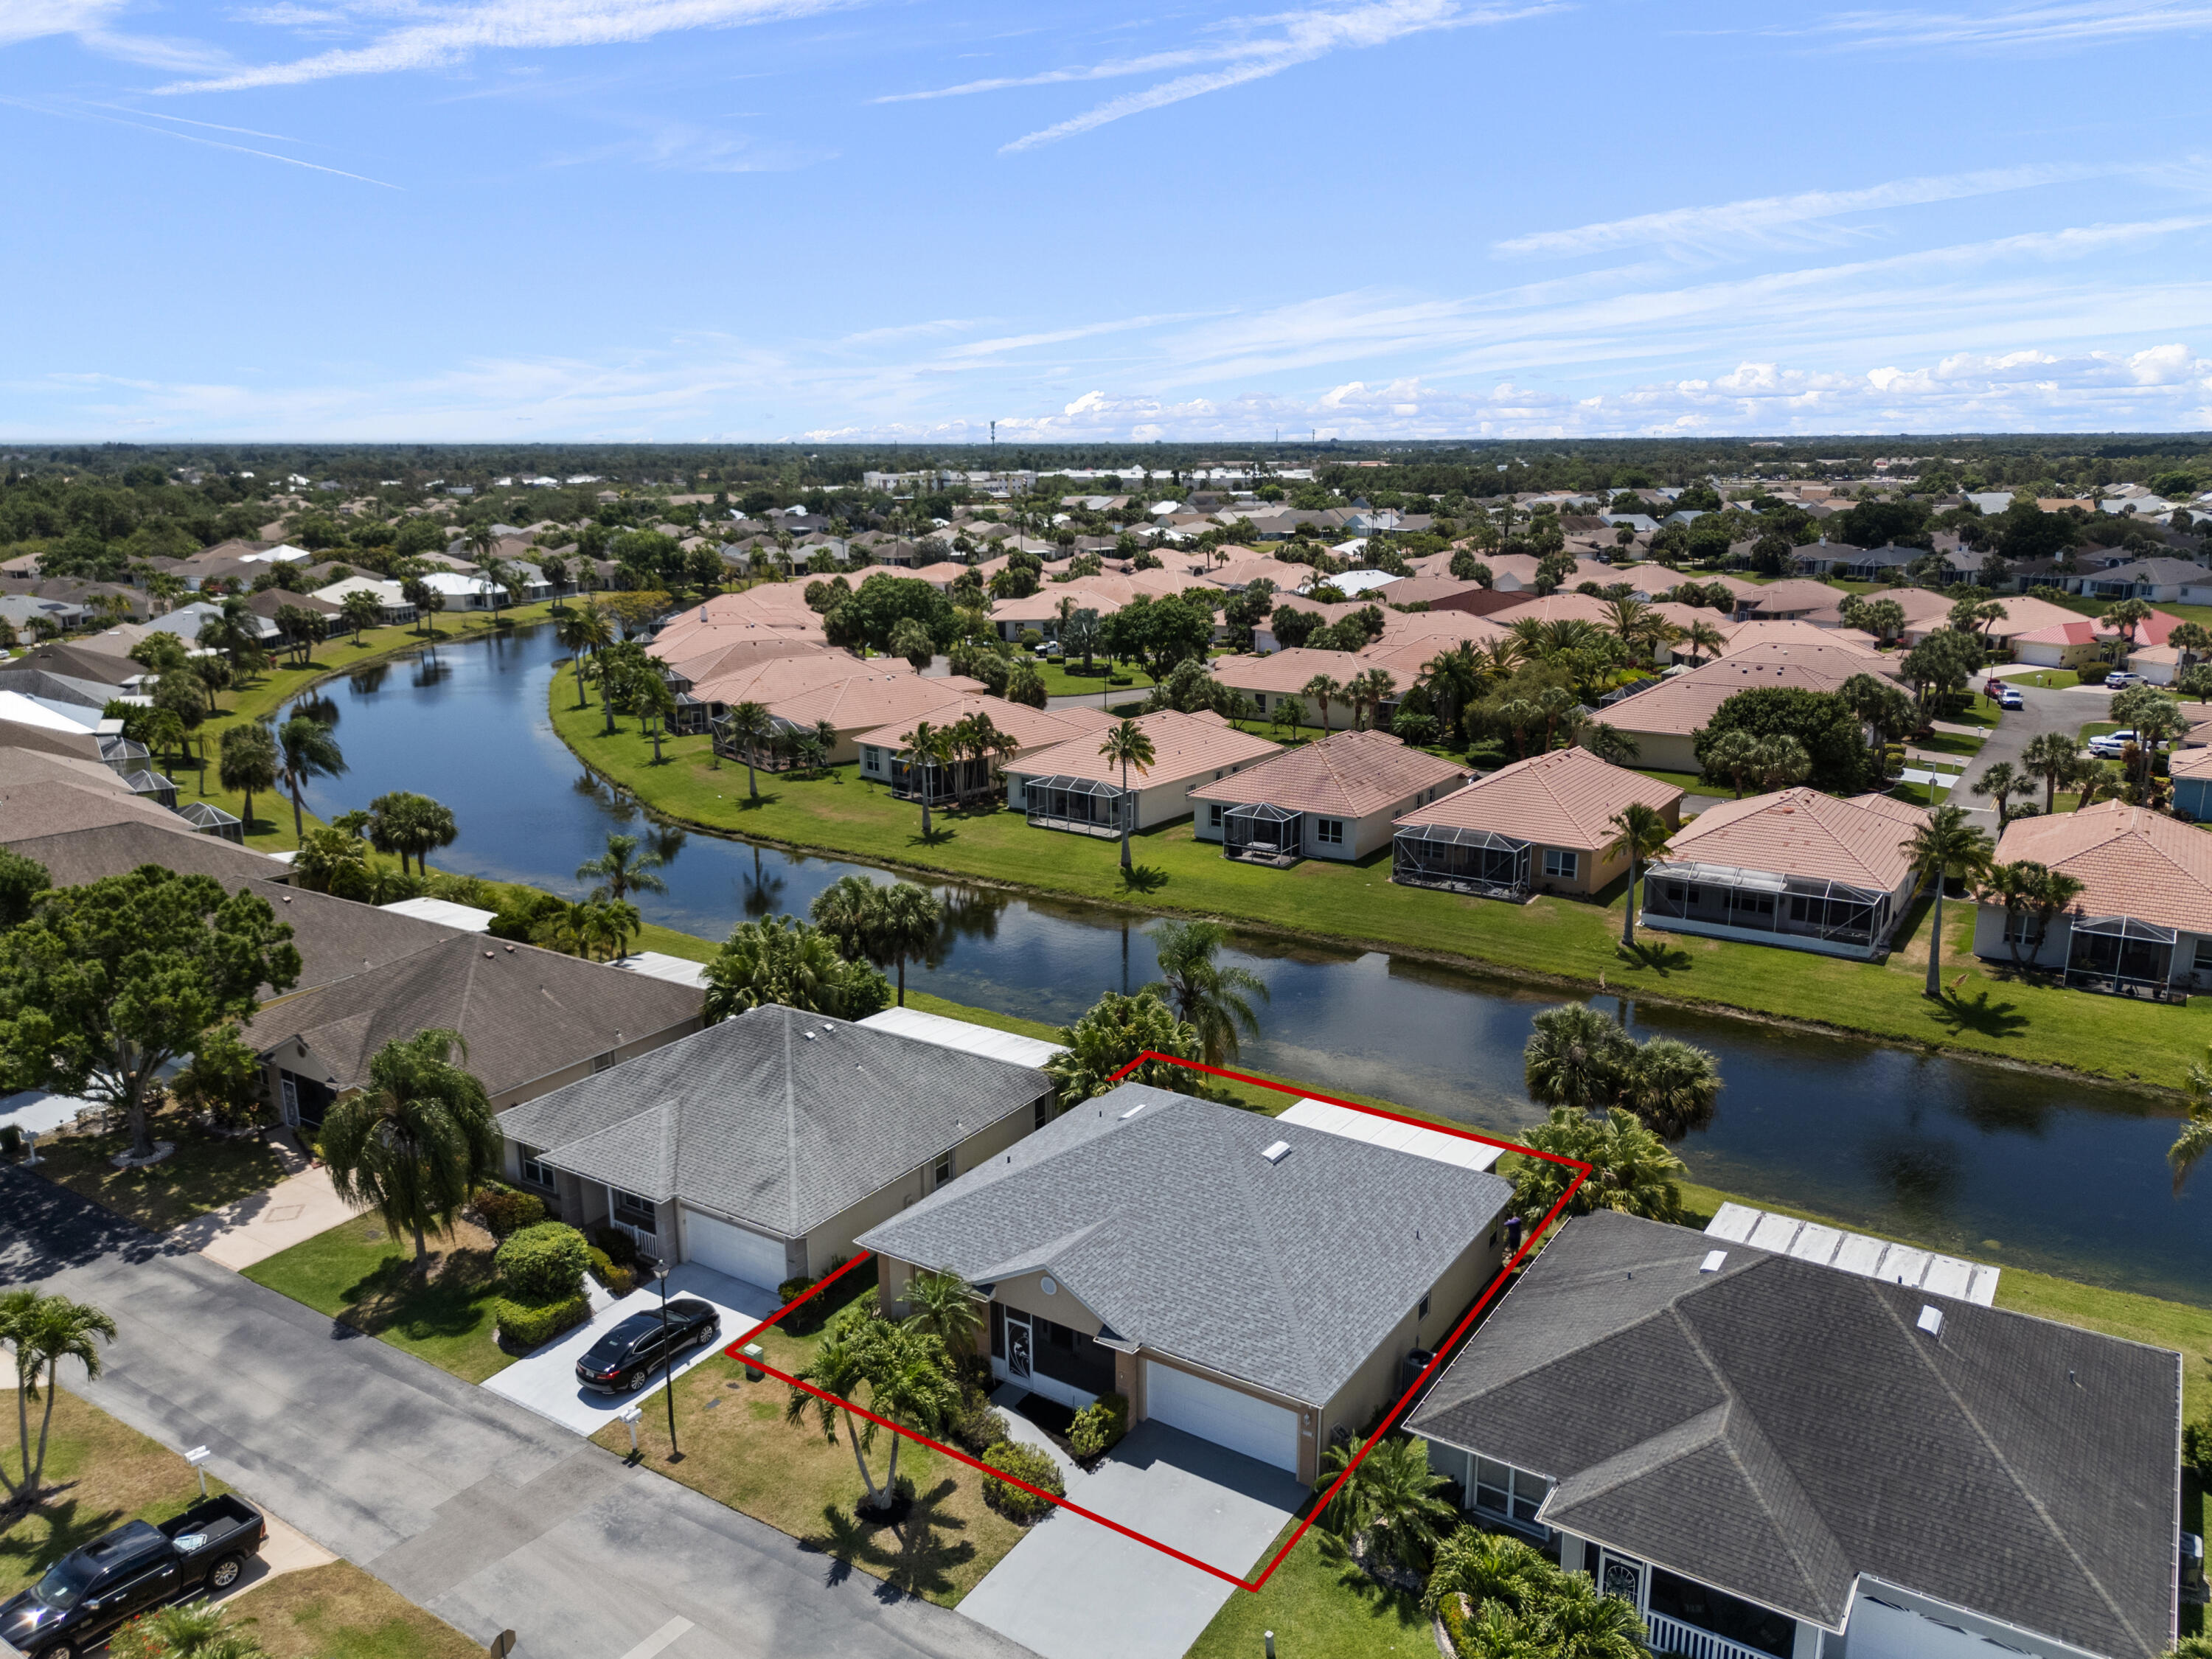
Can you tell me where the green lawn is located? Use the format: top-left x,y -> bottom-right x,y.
1187,1518 -> 1429,1659
1632,766 -> 1711,796
551,678 -> 2212,1091
244,1214 -> 514,1383
229,1560 -> 483,1659
1033,657 -> 1152,698
2003,668 -> 2081,689
1913,729 -> 1987,760
31,1103 -> 289,1232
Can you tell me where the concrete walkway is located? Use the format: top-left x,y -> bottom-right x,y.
180,1155 -> 355,1271
987,1384 -> 1085,1486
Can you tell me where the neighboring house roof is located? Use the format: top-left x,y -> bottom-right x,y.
1007,708 -> 1279,786
763,669 -> 988,737
0,641 -> 141,687
1396,748 -> 1682,851
1406,1211 -> 2180,1657
2013,608 -> 2183,650
1742,579 -> 1846,615
243,933 -> 700,1098
496,1005 -> 1051,1239
1208,647 -> 1392,697
1992,800 -> 2212,933
856,1006 -> 1065,1069
852,697 -> 1115,755
860,1082 -> 1514,1405
1664,787 -> 1927,891
1601,653 -> 1872,740
2081,557 -> 2208,585
1190,729 -> 1466,818
1715,620 -> 1883,658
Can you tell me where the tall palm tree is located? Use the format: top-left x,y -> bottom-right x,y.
1315,1434 -> 1459,1576
902,1269 -> 984,1359
785,1328 -> 889,1510
340,588 -> 381,645
721,700 -> 775,800
273,714 -> 346,839
1301,672 -> 1344,731
577,832 -> 669,903
900,720 -> 955,837
1970,759 -> 2034,829
1901,804 -> 1995,998
556,605 -> 613,709
1700,728 -> 1763,799
366,790 -> 458,876
1680,618 -> 1728,665
810,873 -> 883,963
218,720 -> 278,831
1098,719 -> 1157,871
319,1029 -> 499,1276
862,1324 -> 961,1513
1417,643 -> 1488,745
1,1290 -> 116,1509
1346,667 -> 1398,731
1602,802 -> 1673,947
871,881 -> 942,1006
2020,730 -> 2082,813
1143,919 -> 1269,1064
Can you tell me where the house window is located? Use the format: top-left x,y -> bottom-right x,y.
1543,849 -> 1578,880
1418,1294 -> 1430,1320
1209,804 -> 1223,827
520,1144 -> 552,1188
1316,818 -> 1345,845
1472,1457 -> 1551,1528
611,1188 -> 655,1228
1035,1096 -> 1054,1130
933,1152 -> 955,1188
1254,694 -> 1267,712
2194,939 -> 2212,972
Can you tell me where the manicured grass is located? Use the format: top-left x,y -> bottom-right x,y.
1186,1517 -> 1429,1659
30,1105 -> 288,1232
243,1214 -> 514,1383
1033,658 -> 1152,698
226,1559 -> 483,1659
0,1388 -> 231,1597
1913,729 -> 1987,759
551,679 -> 2212,1090
588,1265 -> 1025,1607
2003,668 -> 2081,689
1631,766 -> 1710,796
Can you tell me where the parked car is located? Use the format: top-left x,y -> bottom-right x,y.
1986,681 -> 2025,709
2104,671 -> 2139,689
0,1495 -> 265,1659
574,1298 -> 721,1393
2088,728 -> 2135,758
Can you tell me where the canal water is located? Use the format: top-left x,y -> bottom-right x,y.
289,627 -> 2208,1304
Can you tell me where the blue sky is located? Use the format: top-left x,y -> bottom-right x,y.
6,0 -> 2211,441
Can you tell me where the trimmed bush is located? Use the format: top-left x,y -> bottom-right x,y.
778,1275 -> 817,1304
1437,1591 -> 1475,1658
1068,1392 -> 1129,1461
979,1440 -> 1063,1523
945,1391 -> 1010,1455
496,1221 -> 589,1299
2185,1415 -> 2212,1479
473,1183 -> 546,1239
495,1291 -> 590,1349
592,1225 -> 639,1267
587,1245 -> 635,1298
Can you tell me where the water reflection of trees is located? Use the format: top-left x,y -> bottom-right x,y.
347,664 -> 390,696
410,656 -> 449,691
571,771 -> 640,826
740,844 -> 785,919
1863,1131 -> 1964,1220
291,692 -> 340,730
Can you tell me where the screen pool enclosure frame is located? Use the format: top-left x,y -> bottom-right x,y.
719,1053 -> 1590,1593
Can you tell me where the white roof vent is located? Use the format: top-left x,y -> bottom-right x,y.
1262,1140 -> 1292,1164
1700,1250 -> 1727,1273
801,1032 -> 815,1041
1916,1304 -> 1944,1338
1119,1102 -> 1147,1119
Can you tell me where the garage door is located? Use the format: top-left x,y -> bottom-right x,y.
1144,1360 -> 1300,1472
681,1208 -> 787,1291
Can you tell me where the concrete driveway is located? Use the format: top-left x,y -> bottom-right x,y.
956,1419 -> 1305,1659
483,1263 -> 780,1436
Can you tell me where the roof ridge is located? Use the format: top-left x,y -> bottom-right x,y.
784,1006 -> 801,1236
1214,1107 -> 1322,1398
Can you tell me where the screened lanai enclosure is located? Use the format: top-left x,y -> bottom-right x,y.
1023,774 -> 1127,838
2066,914 -> 2186,1000
1222,801 -> 1303,866
889,752 -> 995,805
1641,860 -> 1902,956
1392,825 -> 1531,900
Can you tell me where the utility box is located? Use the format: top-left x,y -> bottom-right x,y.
742,1343 -> 766,1382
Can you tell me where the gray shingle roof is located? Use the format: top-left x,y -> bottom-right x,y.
1406,1211 -> 2180,1657
496,1004 -> 1052,1239
860,1083 -> 1512,1405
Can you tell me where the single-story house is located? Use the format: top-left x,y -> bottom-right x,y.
1391,747 -> 1683,900
2170,744 -> 2212,815
1595,648 -> 1874,775
2070,557 -> 2211,603
855,698 -> 1116,803
1974,801 -> 2212,995
1735,579 -> 1844,622
860,1082 -> 1514,1481
2011,608 -> 2181,672
1188,728 -> 1467,864
1408,1210 -> 2180,1659
242,933 -> 703,1133
1207,647 -> 1407,731
1005,709 -> 1279,838
1641,787 -> 1928,959
492,1004 -> 1056,1281
310,575 -> 418,625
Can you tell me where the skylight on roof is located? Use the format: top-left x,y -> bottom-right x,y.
1119,1102 -> 1147,1119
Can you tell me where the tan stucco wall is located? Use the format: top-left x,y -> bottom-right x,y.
1318,1231 -> 1503,1462
1009,762 -> 1267,832
1194,799 -> 1428,860
799,1101 -> 1040,1279
1609,729 -> 1700,774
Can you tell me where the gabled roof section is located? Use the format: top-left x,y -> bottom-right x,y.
1993,800 -> 2212,933
1394,747 -> 1680,852
1189,729 -> 1466,818
1661,788 -> 1926,891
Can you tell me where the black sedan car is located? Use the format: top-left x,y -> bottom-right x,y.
574,1299 -> 722,1393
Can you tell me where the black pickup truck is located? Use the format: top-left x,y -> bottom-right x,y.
0,1494 -> 266,1659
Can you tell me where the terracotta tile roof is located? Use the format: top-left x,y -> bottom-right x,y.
1744,580 -> 1846,615
655,635 -> 832,686
1006,708 -> 1279,787
1992,801 -> 2212,932
2011,606 -> 2182,650
852,698 -> 1116,753
1209,647 -> 1385,696
1719,621 -> 1885,658
684,651 -> 920,711
1486,591 -> 1626,627
1371,576 -> 1489,607
1664,788 -> 1927,891
1190,729 -> 1467,818
1394,748 -> 1682,852
1607,651 -> 1878,738
765,671 -> 987,736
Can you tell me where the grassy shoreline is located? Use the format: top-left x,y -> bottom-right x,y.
546,670 -> 2211,1097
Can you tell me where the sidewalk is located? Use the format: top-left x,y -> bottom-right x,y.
176,1138 -> 354,1271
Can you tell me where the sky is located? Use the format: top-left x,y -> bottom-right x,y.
5,0 -> 2211,442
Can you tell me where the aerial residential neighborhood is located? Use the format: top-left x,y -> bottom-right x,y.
4,1 -> 2212,1656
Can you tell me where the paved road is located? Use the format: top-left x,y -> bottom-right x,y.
0,1169 -> 1034,1659
1951,681 -> 2110,828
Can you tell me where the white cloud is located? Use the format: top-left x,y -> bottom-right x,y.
0,0 -> 125,48
553,119 -> 832,173
156,0 -> 854,94
1800,0 -> 2212,51
1496,163 -> 2110,258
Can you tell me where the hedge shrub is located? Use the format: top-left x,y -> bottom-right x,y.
496,1222 -> 589,1299
588,1245 -> 635,1298
945,1392 -> 1010,1455
1437,1591 -> 1475,1658
979,1440 -> 1063,1523
1068,1392 -> 1129,1461
495,1291 -> 590,1349
473,1183 -> 546,1239
778,1275 -> 816,1304
594,1225 -> 639,1268
2185,1415 -> 2212,1480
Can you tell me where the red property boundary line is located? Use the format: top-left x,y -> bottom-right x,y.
720,1052 -> 1590,1593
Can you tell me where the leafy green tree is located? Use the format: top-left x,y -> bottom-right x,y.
273,714 -> 346,839
1422,1528 -> 1553,1617
902,1269 -> 984,1360
1142,919 -> 1268,1065
703,915 -> 889,1023
1314,1434 -> 1458,1575
1900,804 -> 1994,998
339,588 -> 381,645
218,720 -> 279,830
0,852 -> 49,929
366,790 -> 458,877
576,832 -> 668,903
0,869 -> 299,1158
2021,730 -> 2084,812
1098,719 -> 1156,872
889,615 -> 936,670
2098,597 -> 2154,646
321,1029 -> 500,1276
1062,606 -> 1104,671
0,1290 -> 117,1512
293,827 -> 372,899
1043,990 -> 1204,1103
1004,658 -> 1047,708
1695,685 -> 1873,793
1603,803 -> 1673,947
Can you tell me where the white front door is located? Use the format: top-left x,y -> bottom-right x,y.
681,1208 -> 787,1290
1143,1359 -> 1301,1472
1597,1549 -> 1647,1609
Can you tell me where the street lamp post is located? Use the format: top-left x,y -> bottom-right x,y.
655,1261 -> 678,1458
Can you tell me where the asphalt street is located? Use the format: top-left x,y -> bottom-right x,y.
0,1168 -> 1037,1659
1950,678 -> 2111,828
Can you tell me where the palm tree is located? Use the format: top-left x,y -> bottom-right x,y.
595,898 -> 641,961
556,605 -> 613,709
1422,1528 -> 1553,1617
1417,643 -> 1487,744
786,1328 -> 890,1509
577,832 -> 669,903
218,720 -> 278,831
2021,730 -> 2082,813
273,714 -> 346,839
144,705 -> 187,777
871,881 -> 942,1006
703,915 -> 883,1022
1536,1571 -> 1650,1659
810,873 -> 883,963
863,1322 -> 962,1513
636,672 -> 678,762
1602,802 -> 1673,947
902,1269 -> 984,1360
2172,1046 -> 2212,1194
128,1599 -> 266,1657
1900,804 -> 1995,998
340,589 -> 381,645
1098,718 -> 1156,871
2098,597 -> 2154,647
1302,673 -> 1345,731
1523,1004 -> 1632,1111
1,1290 -> 116,1511
721,700 -> 775,800
319,1029 -> 499,1276
1680,617 -> 1728,665
900,720 -> 955,837
366,790 -> 459,877
1510,1105 -> 1687,1225
1619,1036 -> 1723,1141
1970,759 -> 2034,829
1346,667 -> 1398,731
1314,1434 -> 1459,1576
1981,859 -> 2084,968
1700,728 -> 1763,798
1143,919 -> 1269,1064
